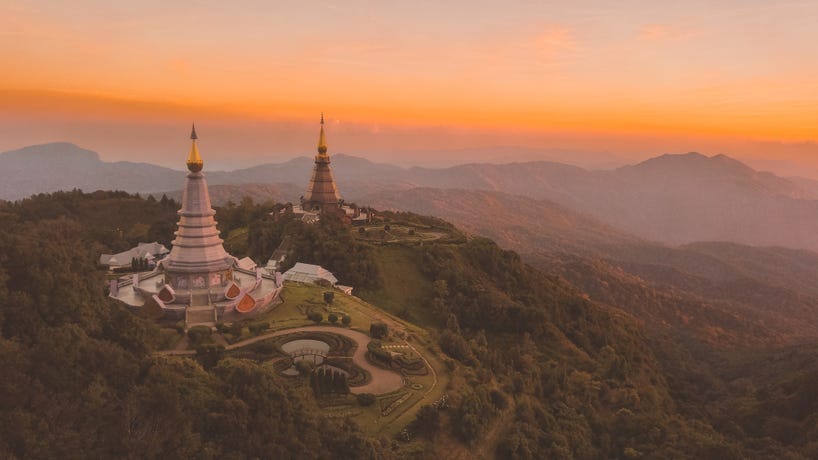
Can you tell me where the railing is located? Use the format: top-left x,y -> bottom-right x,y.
290,348 -> 328,359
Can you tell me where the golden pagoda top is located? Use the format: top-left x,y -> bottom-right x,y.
186,123 -> 203,173
317,113 -> 328,156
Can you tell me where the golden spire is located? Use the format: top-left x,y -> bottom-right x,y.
186,123 -> 203,172
317,113 -> 328,155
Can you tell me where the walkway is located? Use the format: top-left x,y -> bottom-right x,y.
159,325 -> 406,395
227,326 -> 405,394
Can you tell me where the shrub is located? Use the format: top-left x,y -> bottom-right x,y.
357,393 -> 376,406
215,322 -> 229,333
370,321 -> 388,339
328,313 -> 339,324
489,389 -> 508,410
187,325 -> 212,345
342,314 -> 351,326
410,405 -> 440,437
229,321 -> 243,336
253,341 -> 275,355
174,320 -> 186,335
295,359 -> 314,375
247,322 -> 270,335
323,291 -> 334,304
195,343 -> 224,369
308,312 -> 323,324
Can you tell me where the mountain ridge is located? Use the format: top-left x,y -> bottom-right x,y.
7,142 -> 818,251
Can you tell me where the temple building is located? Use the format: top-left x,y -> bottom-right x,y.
301,113 -> 342,214
110,126 -> 282,326
288,115 -> 370,225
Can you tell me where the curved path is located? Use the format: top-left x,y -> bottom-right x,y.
227,326 -> 405,394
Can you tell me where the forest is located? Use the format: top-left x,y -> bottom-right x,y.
1,190 -> 817,459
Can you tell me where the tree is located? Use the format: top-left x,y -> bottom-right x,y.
410,405 -> 440,438
328,313 -> 339,324
308,312 -> 323,324
341,314 -> 351,326
196,343 -> 224,370
323,291 -> 334,304
296,360 -> 314,376
187,325 -> 212,346
370,321 -> 388,339
336,372 -> 349,394
147,220 -> 174,247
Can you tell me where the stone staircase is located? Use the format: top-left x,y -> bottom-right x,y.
185,291 -> 217,328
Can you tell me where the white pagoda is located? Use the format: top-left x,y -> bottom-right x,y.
109,126 -> 282,325
162,124 -> 236,300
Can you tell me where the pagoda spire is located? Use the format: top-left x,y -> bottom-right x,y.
317,113 -> 328,155
302,113 -> 341,212
165,123 -> 234,279
187,123 -> 203,172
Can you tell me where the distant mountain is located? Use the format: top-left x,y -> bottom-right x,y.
399,153 -> 818,251
153,183 -> 303,207
531,243 -> 818,346
8,142 -> 818,251
0,143 -> 181,199
364,184 -> 818,345
787,175 -> 818,200
590,153 -> 815,246
362,187 -> 642,256
0,143 -> 409,202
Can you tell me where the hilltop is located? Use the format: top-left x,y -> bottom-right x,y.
4,190 -> 808,459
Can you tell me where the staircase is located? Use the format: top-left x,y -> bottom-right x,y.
185,291 -> 217,328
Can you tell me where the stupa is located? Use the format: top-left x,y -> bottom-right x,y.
277,115 -> 371,225
109,126 -> 283,325
301,113 -> 342,213
162,124 -> 236,298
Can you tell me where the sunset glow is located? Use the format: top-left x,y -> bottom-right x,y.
3,1 -> 818,172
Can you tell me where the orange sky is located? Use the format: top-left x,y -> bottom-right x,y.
2,1 -> 818,174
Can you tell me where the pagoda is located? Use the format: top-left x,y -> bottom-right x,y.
109,126 -> 283,325
162,124 -> 236,300
301,114 -> 342,213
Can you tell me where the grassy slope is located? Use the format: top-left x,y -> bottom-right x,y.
357,245 -> 437,327
221,282 -> 449,438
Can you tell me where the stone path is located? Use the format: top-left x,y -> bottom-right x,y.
225,326 -> 405,395
159,325 -> 406,395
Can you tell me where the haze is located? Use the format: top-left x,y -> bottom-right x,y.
3,1 -> 818,174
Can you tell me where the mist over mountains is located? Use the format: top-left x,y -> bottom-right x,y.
6,142 -> 818,252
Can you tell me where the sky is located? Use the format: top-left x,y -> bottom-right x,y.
2,0 -> 818,174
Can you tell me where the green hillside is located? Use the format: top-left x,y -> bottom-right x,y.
2,192 -> 818,458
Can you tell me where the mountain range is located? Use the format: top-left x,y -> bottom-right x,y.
6,142 -> 818,252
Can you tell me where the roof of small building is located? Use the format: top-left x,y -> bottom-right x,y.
237,257 -> 257,271
100,242 -> 169,267
282,262 -> 338,285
